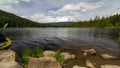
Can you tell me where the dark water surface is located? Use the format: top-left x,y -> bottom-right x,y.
3,28 -> 120,54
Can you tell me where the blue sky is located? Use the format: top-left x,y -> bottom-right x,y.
0,0 -> 120,23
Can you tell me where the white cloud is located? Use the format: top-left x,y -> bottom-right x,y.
0,0 -> 32,4
21,15 -> 28,18
21,0 -> 32,2
30,13 -> 75,23
0,0 -> 32,13
55,16 -> 75,22
30,13 -> 53,23
0,0 -> 20,4
0,0 -> 20,13
0,5 -> 17,13
50,2 -> 101,15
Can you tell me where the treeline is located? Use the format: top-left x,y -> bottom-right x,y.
0,10 -> 51,28
69,14 -> 120,28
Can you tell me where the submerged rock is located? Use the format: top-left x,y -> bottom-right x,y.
61,52 -> 75,60
83,52 -> 87,56
72,65 -> 87,68
82,49 -> 96,56
28,57 -> 62,68
0,50 -> 22,68
101,54 -> 119,59
86,60 -> 95,68
101,64 -> 120,68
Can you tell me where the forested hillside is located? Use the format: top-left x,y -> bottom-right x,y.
70,14 -> 120,28
0,10 -> 50,27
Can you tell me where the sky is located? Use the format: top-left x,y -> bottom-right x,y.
0,0 -> 120,23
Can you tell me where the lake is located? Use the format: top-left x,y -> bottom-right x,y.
3,28 -> 120,54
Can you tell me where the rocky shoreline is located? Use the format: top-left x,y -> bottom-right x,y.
62,47 -> 120,68
0,48 -> 120,68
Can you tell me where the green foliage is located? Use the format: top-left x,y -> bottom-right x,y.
118,38 -> 120,46
22,48 -> 32,64
69,14 -> 120,28
32,46 -> 43,58
22,46 -> 43,65
118,33 -> 120,46
54,49 -> 66,64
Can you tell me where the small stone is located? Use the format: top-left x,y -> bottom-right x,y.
71,55 -> 76,59
73,65 -> 87,68
87,49 -> 96,55
82,49 -> 96,56
83,53 -> 87,56
43,50 -> 55,57
101,54 -> 118,59
61,52 -> 76,60
101,64 -> 120,68
86,60 -> 95,68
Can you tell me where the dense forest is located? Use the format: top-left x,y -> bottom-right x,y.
69,14 -> 120,28
0,9 -> 120,28
0,10 -> 50,27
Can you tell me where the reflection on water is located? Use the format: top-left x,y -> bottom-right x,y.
2,28 -> 120,53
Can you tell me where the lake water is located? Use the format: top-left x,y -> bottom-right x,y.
3,28 -> 120,54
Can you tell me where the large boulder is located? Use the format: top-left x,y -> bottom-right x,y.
0,50 -> 15,62
101,54 -> 119,59
0,50 -> 22,68
43,50 -> 55,57
28,57 -> 62,68
101,64 -> 120,68
0,61 -> 22,68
